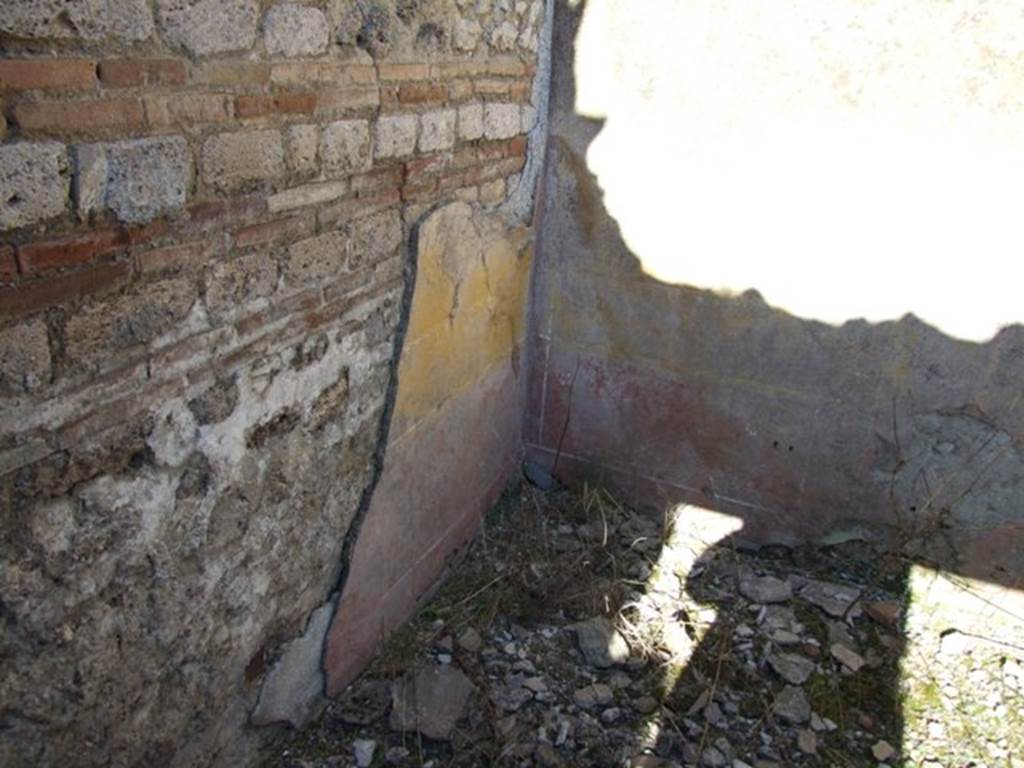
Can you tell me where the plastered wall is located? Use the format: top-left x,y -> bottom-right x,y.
525,1 -> 1024,586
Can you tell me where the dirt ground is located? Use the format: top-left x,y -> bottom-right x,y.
264,480 -> 1024,768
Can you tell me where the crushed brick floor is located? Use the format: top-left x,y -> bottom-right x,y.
265,481 -> 1024,768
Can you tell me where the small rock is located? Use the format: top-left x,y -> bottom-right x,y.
353,739 -> 376,767
522,676 -> 548,693
385,746 -> 410,764
436,635 -> 454,652
600,706 -> 622,724
771,629 -> 802,645
634,695 -> 659,714
772,685 -> 811,724
872,740 -> 896,761
830,643 -> 865,672
702,746 -> 727,767
535,742 -> 561,767
457,627 -> 482,653
389,665 -> 475,740
739,575 -> 793,604
437,653 -> 452,665
491,683 -> 533,712
767,653 -> 816,685
571,617 -> 630,668
865,601 -> 902,627
800,579 -> 862,618
608,670 -> 632,689
704,701 -> 723,725
797,729 -> 816,754
574,683 -> 614,710
733,761 -> 754,768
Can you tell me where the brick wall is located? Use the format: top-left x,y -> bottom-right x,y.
0,1 -> 543,765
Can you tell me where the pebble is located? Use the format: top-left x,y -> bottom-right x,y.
772,685 -> 811,724
830,643 -> 865,672
872,740 -> 896,761
767,653 -> 816,685
353,739 -> 376,768
739,575 -> 793,604
574,683 -> 614,710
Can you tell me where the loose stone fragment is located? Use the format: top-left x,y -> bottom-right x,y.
800,579 -> 862,618
767,653 -> 815,685
797,729 -> 817,754
573,683 -> 613,710
865,601 -> 902,627
353,739 -> 376,767
830,643 -> 866,671
772,685 -> 811,724
872,740 -> 896,761
389,666 -> 475,740
739,574 -> 793,604
571,617 -> 630,668
457,627 -> 482,652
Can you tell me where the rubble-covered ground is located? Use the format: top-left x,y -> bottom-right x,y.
265,481 -> 1024,768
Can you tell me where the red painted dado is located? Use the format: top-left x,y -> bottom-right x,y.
325,359 -> 522,695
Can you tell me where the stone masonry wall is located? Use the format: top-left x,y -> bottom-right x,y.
0,1 -> 543,766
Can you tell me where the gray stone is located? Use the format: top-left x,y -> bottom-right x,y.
800,579 -> 862,618
0,142 -> 69,230
353,738 -> 376,767
321,120 -> 371,177
797,729 -> 817,754
484,102 -> 521,140
264,3 -> 330,57
767,652 -> 815,685
419,109 -> 456,152
0,319 -> 51,393
633,695 -> 659,714
374,115 -> 418,159
202,130 -> 285,193
738,574 -> 792,604
251,601 -> 335,727
104,136 -> 191,224
772,685 -> 810,724
830,642 -> 865,671
571,617 -> 630,668
389,665 -> 475,740
457,627 -> 482,653
158,0 -> 259,56
491,683 -> 533,712
573,683 -> 613,710
702,746 -> 727,768
1,0 -> 154,41
458,103 -> 484,141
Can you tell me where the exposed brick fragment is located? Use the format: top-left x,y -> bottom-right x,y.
16,229 -> 129,274
99,59 -> 188,88
13,98 -> 146,134
0,59 -> 97,92
0,262 -> 130,317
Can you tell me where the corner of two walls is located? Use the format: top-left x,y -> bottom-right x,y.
525,0 -> 1024,593
0,0 -> 546,764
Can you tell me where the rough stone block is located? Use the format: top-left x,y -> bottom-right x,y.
321,120 -> 371,177
65,277 -> 197,366
157,0 -> 258,56
286,230 -> 348,285
268,180 -> 347,213
348,209 -> 403,268
202,130 -> 285,193
374,115 -> 417,160
285,124 -> 319,175
458,103 -> 484,141
103,136 -> 191,224
0,142 -> 69,231
264,3 -> 330,57
1,0 -> 154,42
418,109 -> 456,152
483,103 -> 521,140
205,250 -> 278,319
453,18 -> 481,52
0,318 -> 51,393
